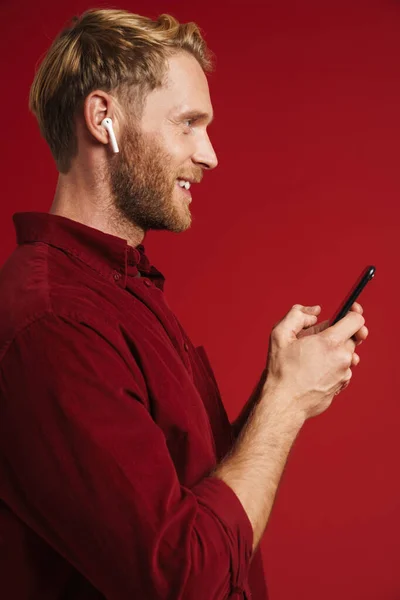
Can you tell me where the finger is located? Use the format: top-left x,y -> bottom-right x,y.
342,379 -> 351,392
304,305 -> 322,315
301,306 -> 321,328
302,319 -> 330,335
297,318 -> 328,339
282,305 -> 321,339
316,318 -> 330,332
334,378 -> 351,396
345,337 -> 357,354
351,302 -> 363,315
354,325 -> 369,346
321,311 -> 365,344
352,352 -> 360,366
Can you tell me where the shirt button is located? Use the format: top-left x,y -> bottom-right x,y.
113,272 -> 121,281
183,342 -> 189,352
144,279 -> 151,287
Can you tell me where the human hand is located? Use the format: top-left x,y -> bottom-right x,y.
297,302 -> 368,367
263,305 -> 366,419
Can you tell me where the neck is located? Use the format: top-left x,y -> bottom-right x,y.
50,170 -> 146,248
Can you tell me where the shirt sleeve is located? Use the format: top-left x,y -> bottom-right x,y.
0,312 -> 253,599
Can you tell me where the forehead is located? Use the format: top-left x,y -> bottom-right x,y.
141,52 -> 213,124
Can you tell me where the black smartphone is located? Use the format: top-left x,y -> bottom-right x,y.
330,265 -> 376,327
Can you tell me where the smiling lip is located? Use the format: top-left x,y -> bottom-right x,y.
175,180 -> 192,201
177,176 -> 197,183
175,181 -> 191,193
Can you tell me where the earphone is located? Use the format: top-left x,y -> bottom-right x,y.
101,117 -> 119,153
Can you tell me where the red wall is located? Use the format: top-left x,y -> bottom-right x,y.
1,1 -> 397,598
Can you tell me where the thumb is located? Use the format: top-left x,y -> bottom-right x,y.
281,305 -> 321,341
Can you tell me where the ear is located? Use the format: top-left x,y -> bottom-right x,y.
83,90 -> 120,147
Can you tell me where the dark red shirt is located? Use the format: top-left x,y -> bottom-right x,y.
0,212 -> 268,599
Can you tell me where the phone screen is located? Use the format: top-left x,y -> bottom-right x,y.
330,265 -> 375,326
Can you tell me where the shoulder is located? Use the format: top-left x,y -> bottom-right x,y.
0,243 -> 120,362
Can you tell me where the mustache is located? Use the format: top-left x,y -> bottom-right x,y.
177,171 -> 203,184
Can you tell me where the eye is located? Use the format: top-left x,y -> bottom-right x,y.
184,119 -> 194,128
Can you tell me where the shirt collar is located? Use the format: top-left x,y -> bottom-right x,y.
12,212 -> 165,291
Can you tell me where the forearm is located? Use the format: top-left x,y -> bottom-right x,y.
231,368 -> 268,440
213,382 -> 305,555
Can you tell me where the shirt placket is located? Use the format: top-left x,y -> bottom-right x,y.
125,277 -> 193,377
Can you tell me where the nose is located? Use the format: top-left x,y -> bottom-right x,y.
192,131 -> 218,171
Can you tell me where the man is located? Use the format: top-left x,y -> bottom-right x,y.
0,8 -> 368,599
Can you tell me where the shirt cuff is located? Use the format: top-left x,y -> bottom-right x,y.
192,475 -> 253,593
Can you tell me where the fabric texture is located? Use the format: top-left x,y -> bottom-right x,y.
0,212 -> 268,599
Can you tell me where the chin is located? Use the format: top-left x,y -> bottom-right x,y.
167,217 -> 192,233
167,196 -> 192,232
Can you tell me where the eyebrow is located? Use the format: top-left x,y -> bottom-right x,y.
177,110 -> 214,125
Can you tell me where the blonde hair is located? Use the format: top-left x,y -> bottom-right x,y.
29,8 -> 214,173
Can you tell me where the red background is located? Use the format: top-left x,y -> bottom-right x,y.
1,1 -> 397,598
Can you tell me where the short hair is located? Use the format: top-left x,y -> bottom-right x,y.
29,8 -> 214,173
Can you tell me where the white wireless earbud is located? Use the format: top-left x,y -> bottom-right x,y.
101,117 -> 119,153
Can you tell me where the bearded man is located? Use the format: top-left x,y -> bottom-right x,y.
0,8 -> 368,600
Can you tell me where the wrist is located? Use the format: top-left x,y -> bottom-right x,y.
259,379 -> 306,434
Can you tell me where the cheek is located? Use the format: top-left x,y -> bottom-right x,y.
168,145 -> 188,168
160,131 -> 192,165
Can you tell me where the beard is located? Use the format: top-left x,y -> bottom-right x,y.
108,120 -> 193,233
